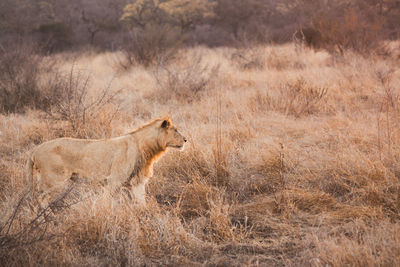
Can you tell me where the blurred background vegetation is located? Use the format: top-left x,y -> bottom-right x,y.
2,0 -> 399,113
1,0 -> 399,53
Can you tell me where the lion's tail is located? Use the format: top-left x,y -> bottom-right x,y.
25,153 -> 40,211
25,154 -> 35,193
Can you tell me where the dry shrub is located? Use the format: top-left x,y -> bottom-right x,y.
37,22 -> 73,53
316,163 -> 400,220
0,164 -> 10,197
212,138 -> 230,188
230,150 -> 286,201
0,161 -> 25,200
153,53 -> 218,102
267,50 -> 307,70
165,144 -> 212,182
278,78 -> 328,117
134,203 -> 190,258
1,183 -> 201,266
148,144 -> 214,207
373,65 -> 400,165
230,45 -> 309,71
251,78 -> 328,117
275,189 -> 338,217
119,24 -> 182,68
293,28 -> 323,50
350,186 -> 399,220
0,185 -> 78,265
235,171 -> 284,199
231,47 -> 265,70
179,185 -> 234,243
250,151 -> 286,192
66,195 -> 198,265
273,188 -> 386,225
325,206 -> 384,224
304,220 -> 400,266
177,180 -> 218,219
207,198 -> 233,242
321,174 -> 352,199
0,42 -> 51,113
147,142 -> 224,221
313,8 -> 385,55
231,195 -> 278,238
58,194 -> 137,264
43,64 -> 121,138
169,175 -> 234,243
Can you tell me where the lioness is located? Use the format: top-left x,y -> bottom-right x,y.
26,117 -> 187,205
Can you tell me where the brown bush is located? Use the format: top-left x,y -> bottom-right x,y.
303,220 -> 400,266
0,42 -> 50,113
119,24 -> 183,68
177,180 -> 218,218
278,78 -> 328,117
36,22 -> 73,53
0,185 -> 77,264
231,46 -> 265,70
153,53 -> 218,102
250,78 -> 328,117
42,64 -> 122,138
293,28 -> 323,49
313,8 -> 386,54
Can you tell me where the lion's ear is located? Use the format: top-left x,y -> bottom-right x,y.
161,119 -> 170,129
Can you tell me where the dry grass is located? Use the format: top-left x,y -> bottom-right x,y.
1,43 -> 399,266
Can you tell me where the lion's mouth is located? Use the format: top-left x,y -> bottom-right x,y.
171,145 -> 185,151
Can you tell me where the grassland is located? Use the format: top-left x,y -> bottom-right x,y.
1,44 -> 400,266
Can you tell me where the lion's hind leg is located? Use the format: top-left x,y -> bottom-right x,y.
32,166 -> 74,214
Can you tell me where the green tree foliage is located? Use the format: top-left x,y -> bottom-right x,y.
121,0 -> 214,32
121,0 -> 166,28
161,0 -> 215,32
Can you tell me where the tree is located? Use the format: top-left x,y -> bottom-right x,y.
160,0 -> 215,32
213,0 -> 272,39
121,0 -> 166,28
80,0 -> 127,45
0,0 -> 42,35
121,0 -> 214,32
308,0 -> 387,53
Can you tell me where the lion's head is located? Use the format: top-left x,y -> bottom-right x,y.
157,118 -> 187,150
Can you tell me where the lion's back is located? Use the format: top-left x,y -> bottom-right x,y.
32,138 -> 89,164
32,138 -> 101,182
31,137 -> 130,185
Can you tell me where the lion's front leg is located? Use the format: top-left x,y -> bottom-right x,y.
131,177 -> 149,205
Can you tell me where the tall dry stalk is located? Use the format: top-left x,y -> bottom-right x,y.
376,67 -> 395,164
214,83 -> 227,187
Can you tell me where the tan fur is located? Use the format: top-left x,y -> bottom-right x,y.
27,117 -> 186,205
